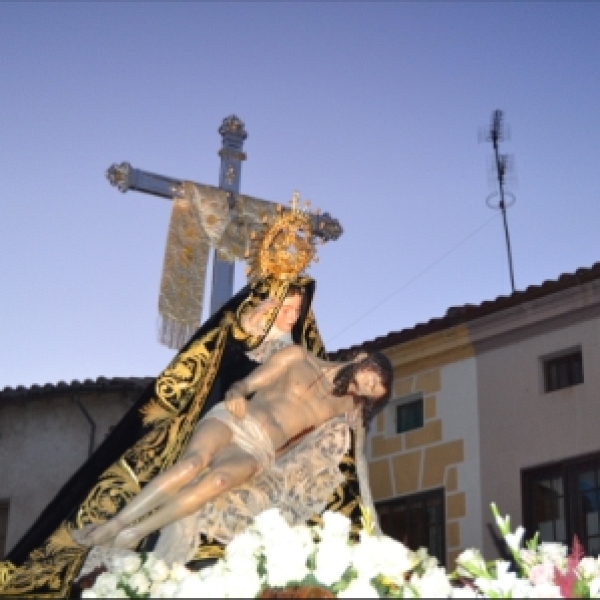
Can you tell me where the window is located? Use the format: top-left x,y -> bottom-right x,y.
543,349 -> 583,392
0,500 -> 9,560
396,399 -> 424,434
523,452 -> 600,555
376,488 -> 446,565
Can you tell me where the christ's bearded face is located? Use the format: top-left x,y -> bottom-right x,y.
332,352 -> 393,426
332,363 -> 386,402
349,367 -> 386,401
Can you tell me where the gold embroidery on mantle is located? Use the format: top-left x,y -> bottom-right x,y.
0,525 -> 87,598
76,459 -> 141,528
139,399 -> 175,426
0,563 -> 15,590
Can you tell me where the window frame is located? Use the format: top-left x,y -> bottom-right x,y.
540,346 -> 584,393
376,487 -> 446,566
384,392 -> 424,437
522,451 -> 600,555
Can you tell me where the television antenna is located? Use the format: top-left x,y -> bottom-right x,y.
482,109 -> 517,293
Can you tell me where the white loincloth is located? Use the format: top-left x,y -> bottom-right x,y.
198,403 -> 276,472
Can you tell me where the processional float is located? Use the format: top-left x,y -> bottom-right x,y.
0,117 -> 382,599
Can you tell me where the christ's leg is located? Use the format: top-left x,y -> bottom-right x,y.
75,418 -> 233,547
111,444 -> 259,550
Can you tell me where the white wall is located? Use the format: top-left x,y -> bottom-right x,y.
0,392 -> 132,554
477,314 -> 600,557
438,357 -> 484,552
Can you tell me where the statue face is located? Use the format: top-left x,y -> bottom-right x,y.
274,294 -> 302,333
351,368 -> 387,401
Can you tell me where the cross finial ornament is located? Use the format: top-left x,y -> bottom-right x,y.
290,191 -> 301,212
244,191 -> 319,283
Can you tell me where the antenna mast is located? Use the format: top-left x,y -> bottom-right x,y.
484,109 -> 517,293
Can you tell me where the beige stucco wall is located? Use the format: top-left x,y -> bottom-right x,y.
366,326 -> 482,567
477,311 -> 600,558
0,391 -> 134,554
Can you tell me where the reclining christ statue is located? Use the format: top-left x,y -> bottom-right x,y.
74,344 -> 392,565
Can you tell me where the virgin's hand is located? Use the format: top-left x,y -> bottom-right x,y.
242,299 -> 278,335
225,393 -> 247,419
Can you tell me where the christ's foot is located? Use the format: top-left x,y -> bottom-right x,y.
71,524 -> 98,548
77,519 -> 123,547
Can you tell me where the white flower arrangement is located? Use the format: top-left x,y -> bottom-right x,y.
82,504 -> 600,598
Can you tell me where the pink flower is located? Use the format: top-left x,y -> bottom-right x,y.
529,563 -> 555,586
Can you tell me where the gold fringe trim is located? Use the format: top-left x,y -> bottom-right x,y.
0,563 -> 16,589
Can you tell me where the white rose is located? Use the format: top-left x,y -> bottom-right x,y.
351,534 -> 413,582
491,561 -> 523,597
475,567 -> 523,598
222,568 -> 263,598
81,591 -> 99,599
121,553 -> 142,575
320,511 -> 351,543
128,571 -> 150,595
146,557 -> 170,583
377,535 -> 415,574
579,557 -> 600,580
337,576 -> 379,598
312,539 -> 352,586
92,573 -> 119,596
260,524 -> 313,588
264,545 -> 309,588
169,563 -> 191,582
176,572 -> 226,598
150,579 -> 179,598
410,567 -> 452,598
351,535 -> 385,580
415,546 -> 439,572
292,524 -> 316,556
253,508 -> 291,541
589,576 -> 600,597
511,579 -> 534,598
538,542 -> 567,567
225,530 -> 263,570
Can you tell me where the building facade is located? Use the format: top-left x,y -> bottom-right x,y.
342,262 -> 600,567
0,378 -> 149,559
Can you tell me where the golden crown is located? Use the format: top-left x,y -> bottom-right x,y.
244,192 -> 321,282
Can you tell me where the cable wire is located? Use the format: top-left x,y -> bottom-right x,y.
325,212 -> 501,345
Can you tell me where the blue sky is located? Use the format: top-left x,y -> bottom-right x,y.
1,2 -> 599,388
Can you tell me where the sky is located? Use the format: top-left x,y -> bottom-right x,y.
1,2 -> 599,389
